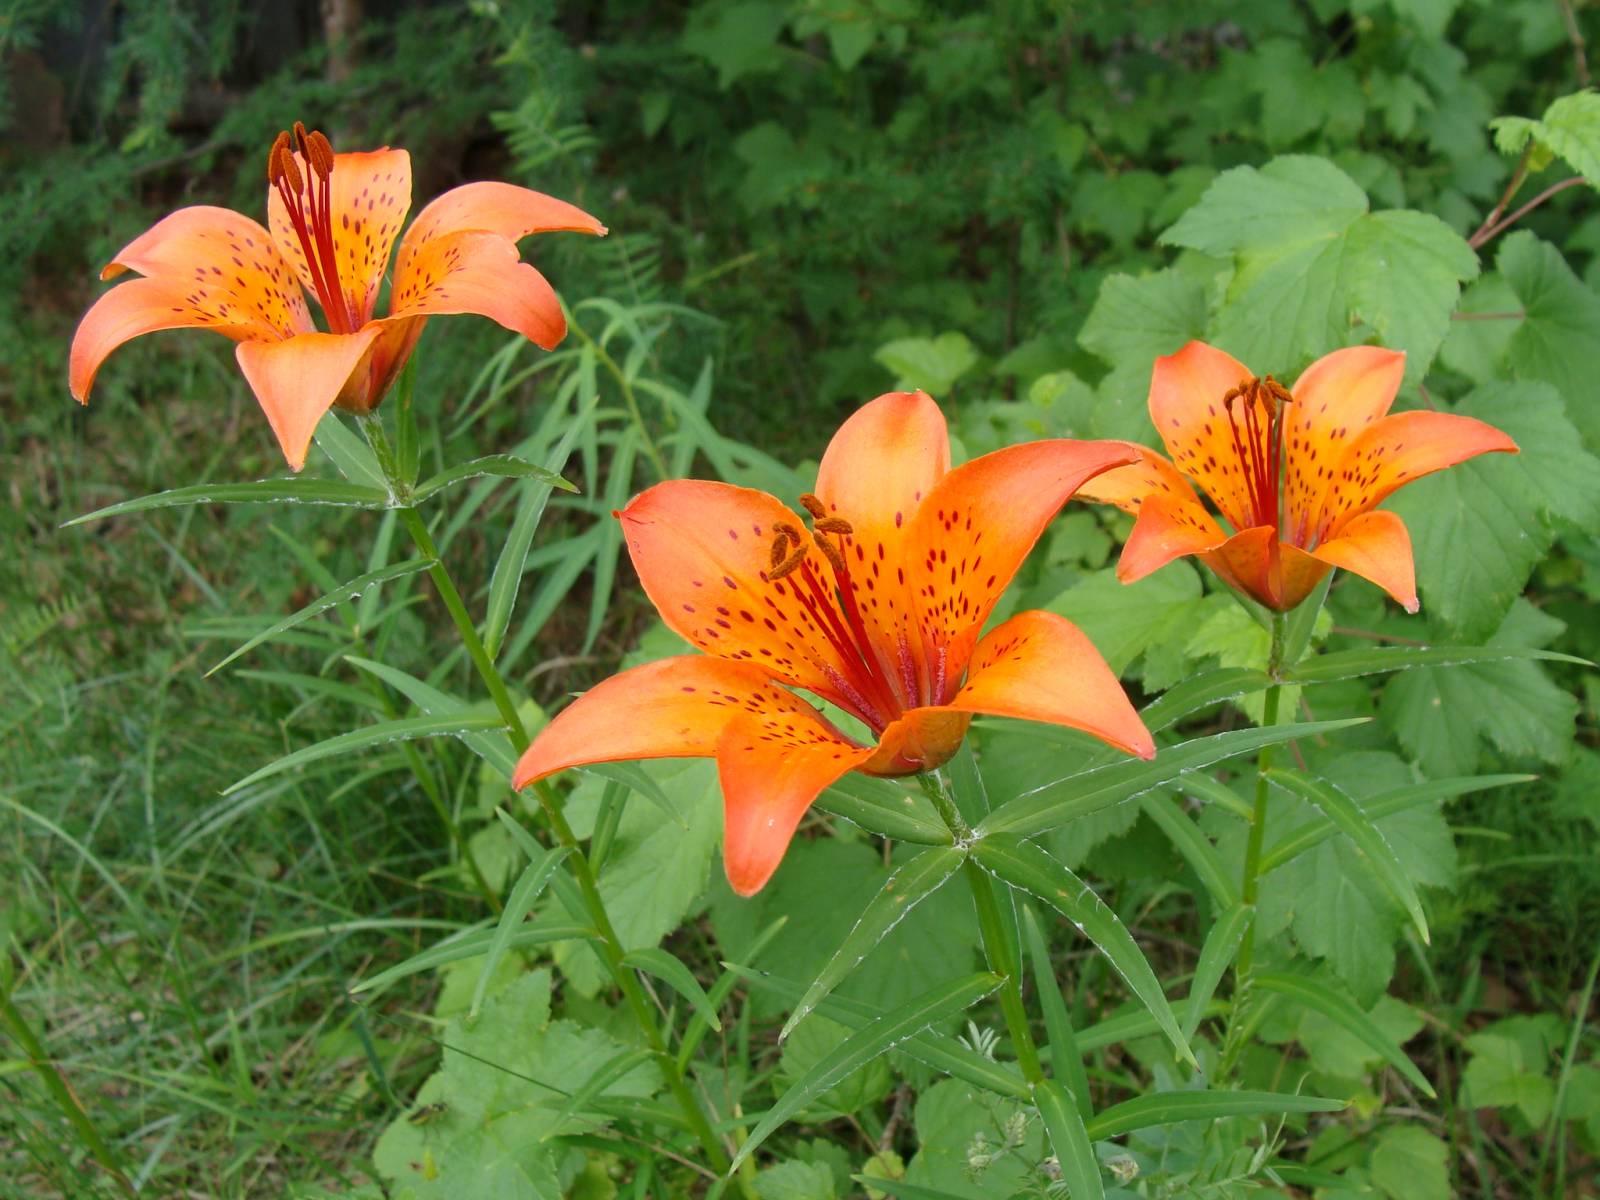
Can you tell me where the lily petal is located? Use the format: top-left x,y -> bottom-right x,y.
1117,492 -> 1229,583
1283,346 -> 1405,543
1149,340 -> 1258,531
267,148 -> 411,326
511,655 -> 842,788
859,707 -> 975,776
946,610 -> 1154,759
387,230 -> 566,350
1201,525 -> 1332,613
1309,509 -> 1419,612
333,315 -> 427,415
234,328 -> 384,471
905,438 -> 1140,692
618,481 -> 876,721
717,711 -> 874,896
1314,410 -> 1519,541
395,180 -> 605,282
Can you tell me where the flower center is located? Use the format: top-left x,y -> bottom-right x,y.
766,494 -> 915,731
268,123 -> 358,334
1221,375 -> 1293,532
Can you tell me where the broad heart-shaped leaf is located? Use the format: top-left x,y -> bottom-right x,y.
874,331 -> 979,395
63,477 -> 388,526
1262,767 -> 1429,945
1491,90 -> 1600,186
1161,154 -> 1477,379
1082,1088 -> 1344,1139
972,834 -> 1194,1066
372,970 -> 659,1197
1045,561 -> 1207,689
731,973 -> 1004,1171
1032,1079 -> 1104,1200
1252,971 -> 1434,1096
1379,600 -> 1580,776
1078,265 -> 1209,441
206,558 -> 432,677
977,719 -> 1366,838
223,713 -> 507,796
782,845 -> 967,1040
412,454 -> 577,502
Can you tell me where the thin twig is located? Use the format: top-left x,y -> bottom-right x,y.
1469,176 -> 1587,250
1558,0 -> 1591,86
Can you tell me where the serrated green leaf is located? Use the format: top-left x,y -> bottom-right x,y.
732,973 -> 1004,1171
1254,971 -> 1434,1095
64,478 -> 388,526
1370,1124 -> 1452,1200
1032,1079 -> 1103,1200
1078,267 -> 1208,369
1496,232 -> 1600,448
783,846 -> 966,1040
874,332 -> 979,395
973,834 -> 1193,1065
1083,1088 -> 1344,1139
1264,767 -> 1429,944
1491,90 -> 1600,185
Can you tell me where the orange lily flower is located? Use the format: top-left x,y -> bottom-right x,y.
70,123 -> 604,470
1078,341 -> 1519,613
513,391 -> 1154,895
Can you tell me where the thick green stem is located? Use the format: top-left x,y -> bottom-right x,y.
0,981 -> 136,1197
568,314 -> 671,482
1234,614 -> 1286,982
368,419 -> 731,1174
921,772 -> 1045,1086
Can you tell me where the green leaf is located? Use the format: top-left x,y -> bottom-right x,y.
815,774 -> 952,845
1045,562 -> 1206,687
1263,767 -> 1430,944
1370,1125 -> 1452,1200
681,1 -> 787,88
1287,640 -> 1587,685
1253,971 -> 1434,1095
1139,793 -> 1238,909
206,559 -> 431,677
977,719 -> 1367,838
349,921 -> 595,994
1495,232 -> 1600,448
470,847 -> 571,1018
1138,667 -> 1273,734
1078,267 -> 1208,374
754,1160 -> 838,1200
224,713 -> 507,796
973,834 -> 1194,1066
345,656 -> 521,779
1182,903 -> 1253,1042
874,332 -> 979,395
621,946 -> 722,1032
1461,1031 -> 1556,1122
783,845 -> 967,1040
1031,1079 -> 1103,1200
1020,907 -> 1092,1121
1162,155 -> 1477,377
312,411 -> 388,490
731,973 -> 1004,1171
413,454 -> 577,503
64,478 -> 388,526
1491,90 -> 1600,186
1083,1088 -> 1344,1139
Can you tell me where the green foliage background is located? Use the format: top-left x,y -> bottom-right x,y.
2,0 -> 1598,1197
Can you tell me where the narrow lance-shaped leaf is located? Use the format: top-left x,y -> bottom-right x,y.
1287,644 -> 1588,684
350,921 -> 595,995
1183,903 -> 1253,1041
1033,1078 -> 1104,1200
413,454 -> 578,503
314,411 -> 389,491
470,846 -> 572,1018
730,972 -> 1003,1171
1263,767 -> 1430,944
224,713 -> 506,796
1021,906 -> 1092,1121
974,834 -> 1195,1067
1084,1089 -> 1344,1140
815,774 -> 953,846
782,845 -> 967,1040
1138,667 -> 1273,734
346,655 -> 516,778
1140,793 -> 1239,908
978,719 -> 1367,838
1253,971 -> 1434,1096
64,478 -> 389,526
622,946 -> 722,1032
207,559 -> 433,677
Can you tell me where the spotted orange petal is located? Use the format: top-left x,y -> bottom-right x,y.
511,655 -> 841,788
1201,526 -> 1332,613
1076,448 -> 1229,583
903,438 -> 1140,692
387,230 -> 566,350
234,327 -> 384,471
716,710 -> 875,896
618,480 -> 876,721
1148,340 -> 1257,531
858,707 -> 975,776
333,315 -> 427,415
394,181 -> 605,282
1282,346 -> 1405,544
1309,509 -> 1418,612
945,610 -> 1154,759
1313,410 -> 1519,542
267,148 -> 412,327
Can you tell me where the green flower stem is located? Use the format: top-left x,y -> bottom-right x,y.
1234,612 -> 1287,983
0,980 -> 136,1198
367,419 -> 732,1175
567,311 -> 671,483
921,771 -> 1045,1087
